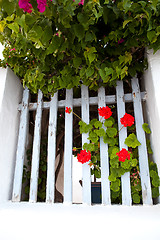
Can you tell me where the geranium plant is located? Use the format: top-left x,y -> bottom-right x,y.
66,106 -> 160,204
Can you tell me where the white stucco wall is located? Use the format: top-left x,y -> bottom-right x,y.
144,50 -> 160,176
0,67 -> 22,202
0,202 -> 160,240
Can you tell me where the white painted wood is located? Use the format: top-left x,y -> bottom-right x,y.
81,85 -> 91,205
29,90 -> 43,202
12,87 -> 29,202
98,87 -> 111,205
116,81 -> 132,206
46,92 -> 58,203
64,89 -> 73,203
131,77 -> 153,205
23,92 -> 146,111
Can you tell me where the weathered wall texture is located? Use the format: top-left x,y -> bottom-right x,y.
144,50 -> 160,181
0,67 -> 22,202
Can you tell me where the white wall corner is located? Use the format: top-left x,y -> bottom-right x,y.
144,49 -> 160,175
0,67 -> 23,202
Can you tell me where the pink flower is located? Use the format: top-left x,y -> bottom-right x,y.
73,0 -> 84,5
79,0 -> 84,5
10,48 -> 16,52
118,39 -> 124,44
37,0 -> 47,13
18,0 -> 33,13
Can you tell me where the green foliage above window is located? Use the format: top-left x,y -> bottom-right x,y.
1,0 -> 160,94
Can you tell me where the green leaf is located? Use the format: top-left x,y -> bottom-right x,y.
124,133 -> 141,148
142,123 -> 151,134
86,67 -> 94,77
85,32 -> 95,42
73,24 -> 85,41
2,0 -> 15,15
94,169 -> 101,178
8,22 -> 19,33
111,190 -> 120,199
25,14 -> 36,25
132,193 -> 140,204
147,31 -> 156,42
41,26 -> 53,45
46,36 -> 61,54
88,131 -> 99,143
123,19 -> 132,28
94,128 -> 106,137
94,121 -> 102,128
110,179 -> 120,192
131,158 -> 138,167
103,136 -> 116,146
146,139 -> 153,154
105,67 -> 113,76
73,57 -> 82,68
77,12 -> 88,25
83,143 -> 95,152
104,117 -> 115,127
152,176 -> 160,187
79,121 -> 92,133
108,174 -> 116,182
152,187 -> 159,198
109,147 -> 119,159
106,128 -> 117,137
121,159 -> 131,170
110,157 -> 119,168
27,25 -> 43,42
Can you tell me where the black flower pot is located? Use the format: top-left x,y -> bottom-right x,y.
91,182 -> 101,204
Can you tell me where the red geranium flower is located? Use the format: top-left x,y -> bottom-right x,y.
65,107 -> 72,114
98,106 -> 112,119
120,113 -> 134,127
77,150 -> 91,164
116,148 -> 130,162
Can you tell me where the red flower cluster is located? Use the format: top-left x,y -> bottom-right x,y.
116,148 -> 130,162
77,150 -> 91,164
65,107 -> 72,114
120,113 -> 134,127
98,106 -> 112,119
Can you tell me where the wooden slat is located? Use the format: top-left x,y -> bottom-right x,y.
63,89 -> 73,203
12,87 -> 29,202
29,90 -> 43,202
46,92 -> 58,203
131,77 -> 153,205
23,92 -> 146,111
116,81 -> 132,206
81,85 -> 91,205
98,87 -> 111,205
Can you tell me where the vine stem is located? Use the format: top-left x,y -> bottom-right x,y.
72,111 -> 83,122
